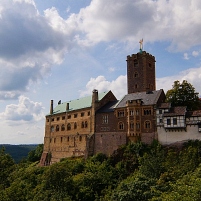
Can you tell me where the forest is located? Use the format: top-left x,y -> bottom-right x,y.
1,140 -> 201,201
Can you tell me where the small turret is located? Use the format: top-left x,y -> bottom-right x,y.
50,100 -> 53,115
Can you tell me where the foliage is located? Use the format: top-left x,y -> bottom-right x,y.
1,140 -> 201,200
0,144 -> 38,163
166,80 -> 200,110
27,144 -> 43,162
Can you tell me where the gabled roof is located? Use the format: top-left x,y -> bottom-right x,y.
115,89 -> 164,108
158,102 -> 171,109
186,110 -> 201,117
163,106 -> 187,117
96,100 -> 119,113
48,91 -> 109,115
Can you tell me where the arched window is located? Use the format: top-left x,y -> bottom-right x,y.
85,121 -> 88,128
67,123 -> 71,130
74,122 -> 77,129
50,126 -> 54,132
61,124 -> 65,131
56,125 -> 59,132
145,121 -> 151,129
118,122 -> 124,130
136,122 -> 140,130
130,122 -> 134,130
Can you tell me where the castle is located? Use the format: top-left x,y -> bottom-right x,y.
40,48 -> 201,166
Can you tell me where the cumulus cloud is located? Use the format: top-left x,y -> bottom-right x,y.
70,0 -> 201,51
80,75 -> 127,99
0,96 -> 44,122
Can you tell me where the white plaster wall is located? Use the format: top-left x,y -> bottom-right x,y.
158,125 -> 201,145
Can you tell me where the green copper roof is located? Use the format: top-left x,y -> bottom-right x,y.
48,91 -> 109,115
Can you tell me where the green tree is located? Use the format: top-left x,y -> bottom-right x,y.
166,80 -> 200,110
27,144 -> 43,162
0,147 -> 15,190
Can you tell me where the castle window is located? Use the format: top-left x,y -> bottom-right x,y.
68,115 -> 71,119
51,118 -> 54,122
61,137 -> 63,143
173,118 -> 177,125
134,72 -> 139,78
102,115 -> 108,124
144,109 -> 151,115
46,119 -> 49,122
136,122 -> 140,130
56,125 -> 59,132
57,117 -> 60,121
134,59 -> 138,67
81,112 -> 84,117
135,84 -> 138,89
149,63 -> 152,68
51,126 -> 54,132
74,114 -> 77,118
62,116 -> 65,120
67,123 -> 71,130
81,122 -> 85,128
61,124 -> 65,131
167,119 -> 171,125
88,111 -> 90,116
118,122 -> 124,130
136,110 -> 139,115
79,136 -> 82,141
130,110 -> 134,116
118,111 -> 125,117
67,136 -> 69,142
130,122 -> 134,130
85,121 -> 88,128
74,122 -> 77,129
159,119 -> 163,123
145,121 -> 151,129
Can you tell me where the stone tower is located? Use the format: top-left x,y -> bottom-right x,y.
127,51 -> 156,94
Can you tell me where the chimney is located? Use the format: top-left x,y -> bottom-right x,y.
92,89 -> 98,104
50,100 -> 53,115
66,102 -> 69,111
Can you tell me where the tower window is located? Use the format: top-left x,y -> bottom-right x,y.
149,63 -> 152,68
134,72 -> 139,78
134,59 -> 138,67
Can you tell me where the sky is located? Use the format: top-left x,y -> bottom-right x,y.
0,0 -> 201,144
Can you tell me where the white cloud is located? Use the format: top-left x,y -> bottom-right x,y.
80,75 -> 127,99
183,53 -> 189,60
157,67 -> 201,95
68,0 -> 201,51
0,96 -> 44,122
192,51 -> 199,57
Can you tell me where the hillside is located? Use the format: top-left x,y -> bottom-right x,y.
0,144 -> 38,163
1,140 -> 201,200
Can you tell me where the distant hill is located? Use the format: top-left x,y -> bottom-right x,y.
0,144 -> 38,163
